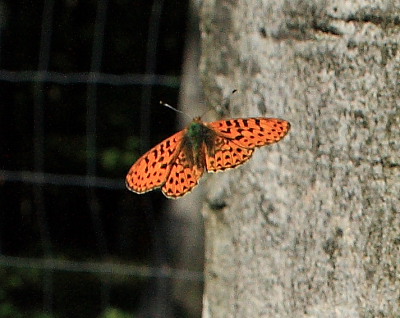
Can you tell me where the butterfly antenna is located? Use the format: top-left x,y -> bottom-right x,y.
199,89 -> 238,118
160,101 -> 192,120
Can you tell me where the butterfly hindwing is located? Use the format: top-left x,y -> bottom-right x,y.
162,149 -> 204,198
206,136 -> 254,172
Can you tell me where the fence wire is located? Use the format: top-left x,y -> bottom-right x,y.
0,70 -> 179,86
0,169 -> 124,189
0,255 -> 203,282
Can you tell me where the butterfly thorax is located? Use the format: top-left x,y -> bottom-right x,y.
183,118 -> 216,167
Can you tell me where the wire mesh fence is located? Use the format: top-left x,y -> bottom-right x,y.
0,0 -> 201,317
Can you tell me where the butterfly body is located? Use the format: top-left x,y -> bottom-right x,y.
126,117 -> 290,198
182,117 -> 217,167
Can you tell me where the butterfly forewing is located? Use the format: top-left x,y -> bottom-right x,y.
126,130 -> 185,193
207,118 -> 290,148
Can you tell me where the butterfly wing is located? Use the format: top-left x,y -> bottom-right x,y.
205,118 -> 290,172
161,148 -> 204,198
126,130 -> 185,194
207,118 -> 290,148
205,136 -> 254,172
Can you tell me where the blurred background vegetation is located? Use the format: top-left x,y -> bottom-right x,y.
0,0 -> 198,317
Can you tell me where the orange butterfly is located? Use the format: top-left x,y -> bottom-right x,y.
126,117 -> 290,198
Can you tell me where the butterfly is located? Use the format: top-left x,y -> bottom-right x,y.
126,117 -> 290,198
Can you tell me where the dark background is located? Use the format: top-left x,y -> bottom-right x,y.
0,0 -> 197,317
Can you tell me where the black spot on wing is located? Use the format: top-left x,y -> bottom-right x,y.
220,128 -> 232,134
